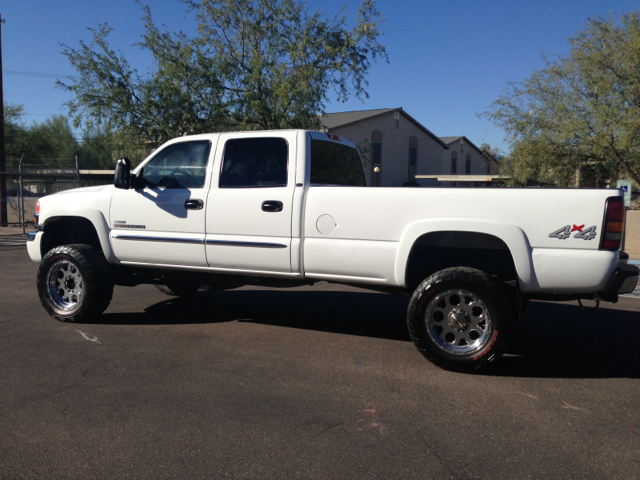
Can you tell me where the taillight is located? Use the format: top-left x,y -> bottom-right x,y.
600,197 -> 625,250
34,200 -> 40,225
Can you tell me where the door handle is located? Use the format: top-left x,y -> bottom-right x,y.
185,199 -> 204,210
261,200 -> 283,212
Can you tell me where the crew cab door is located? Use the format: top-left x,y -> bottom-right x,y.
205,132 -> 297,274
110,138 -> 215,266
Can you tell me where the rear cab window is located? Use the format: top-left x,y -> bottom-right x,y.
310,139 -> 366,186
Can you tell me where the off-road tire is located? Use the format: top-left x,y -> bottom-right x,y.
37,244 -> 114,323
407,267 -> 516,373
155,284 -> 199,296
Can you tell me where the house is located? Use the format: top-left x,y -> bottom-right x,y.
319,108 -> 499,187
318,108 -> 449,187
439,136 -> 499,181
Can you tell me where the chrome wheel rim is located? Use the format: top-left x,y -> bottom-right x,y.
47,260 -> 84,311
424,289 -> 493,355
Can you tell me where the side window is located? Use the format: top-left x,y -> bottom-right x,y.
310,140 -> 366,186
141,140 -> 211,188
220,138 -> 288,188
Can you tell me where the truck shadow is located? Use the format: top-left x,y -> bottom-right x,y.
490,300 -> 640,379
101,289 -> 412,342
99,290 -> 640,379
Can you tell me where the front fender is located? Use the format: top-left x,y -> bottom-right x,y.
40,207 -> 116,264
394,218 -> 537,292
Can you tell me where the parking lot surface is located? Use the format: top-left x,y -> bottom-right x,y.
1,245 -> 640,479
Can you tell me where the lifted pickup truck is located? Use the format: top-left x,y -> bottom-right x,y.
27,130 -> 639,372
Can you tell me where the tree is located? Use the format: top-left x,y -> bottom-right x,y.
3,101 -> 28,163
482,11 -> 640,187
79,123 -> 150,169
58,0 -> 387,147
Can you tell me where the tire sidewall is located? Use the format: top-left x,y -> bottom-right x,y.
408,269 -> 512,372
37,245 -> 108,322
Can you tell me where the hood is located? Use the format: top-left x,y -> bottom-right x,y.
49,185 -> 112,196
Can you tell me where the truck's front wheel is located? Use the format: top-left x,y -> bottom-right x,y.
37,244 -> 114,323
407,267 -> 516,373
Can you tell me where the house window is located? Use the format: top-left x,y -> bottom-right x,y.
409,136 -> 418,167
451,151 -> 457,175
465,153 -> 471,175
408,136 -> 418,183
371,129 -> 383,187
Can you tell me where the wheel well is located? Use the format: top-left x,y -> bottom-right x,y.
41,217 -> 102,256
405,231 -> 517,290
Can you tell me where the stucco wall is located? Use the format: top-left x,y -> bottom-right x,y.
330,112 -> 446,187
625,209 -> 640,255
442,139 -> 492,178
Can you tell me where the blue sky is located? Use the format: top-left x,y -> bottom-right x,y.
2,0 -> 639,152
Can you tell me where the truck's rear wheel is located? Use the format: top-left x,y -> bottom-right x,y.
37,244 -> 114,323
407,267 -> 516,373
155,284 -> 199,296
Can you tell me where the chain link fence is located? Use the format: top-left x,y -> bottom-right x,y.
1,158 -> 114,231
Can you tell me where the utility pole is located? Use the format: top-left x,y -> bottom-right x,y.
0,14 -> 7,226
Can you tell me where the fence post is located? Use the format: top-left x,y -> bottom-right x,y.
19,154 -> 25,233
16,169 -> 21,227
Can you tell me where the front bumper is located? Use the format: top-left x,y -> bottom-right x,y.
26,231 -> 43,263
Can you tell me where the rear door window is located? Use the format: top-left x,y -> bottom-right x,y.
219,138 -> 288,188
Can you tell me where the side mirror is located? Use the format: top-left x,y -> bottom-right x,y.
114,158 -> 131,190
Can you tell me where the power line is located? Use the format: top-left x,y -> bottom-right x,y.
3,69 -> 79,80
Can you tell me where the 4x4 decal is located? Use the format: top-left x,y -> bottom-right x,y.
549,224 -> 597,240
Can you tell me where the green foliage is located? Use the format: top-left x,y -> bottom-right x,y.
78,123 -> 149,169
3,108 -> 79,168
3,104 -> 147,170
58,0 -> 387,148
482,11 -> 640,187
4,101 -> 28,162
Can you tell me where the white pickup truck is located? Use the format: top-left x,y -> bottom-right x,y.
27,130 -> 639,372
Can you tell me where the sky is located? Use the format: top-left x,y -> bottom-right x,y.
2,0 -> 639,153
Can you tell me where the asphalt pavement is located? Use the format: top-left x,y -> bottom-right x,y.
2,245 -> 640,479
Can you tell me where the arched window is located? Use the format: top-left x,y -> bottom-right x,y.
451,151 -> 457,175
408,136 -> 417,182
465,153 -> 471,175
371,130 -> 383,187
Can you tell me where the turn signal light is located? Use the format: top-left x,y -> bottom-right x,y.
600,197 -> 625,250
34,200 -> 40,225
